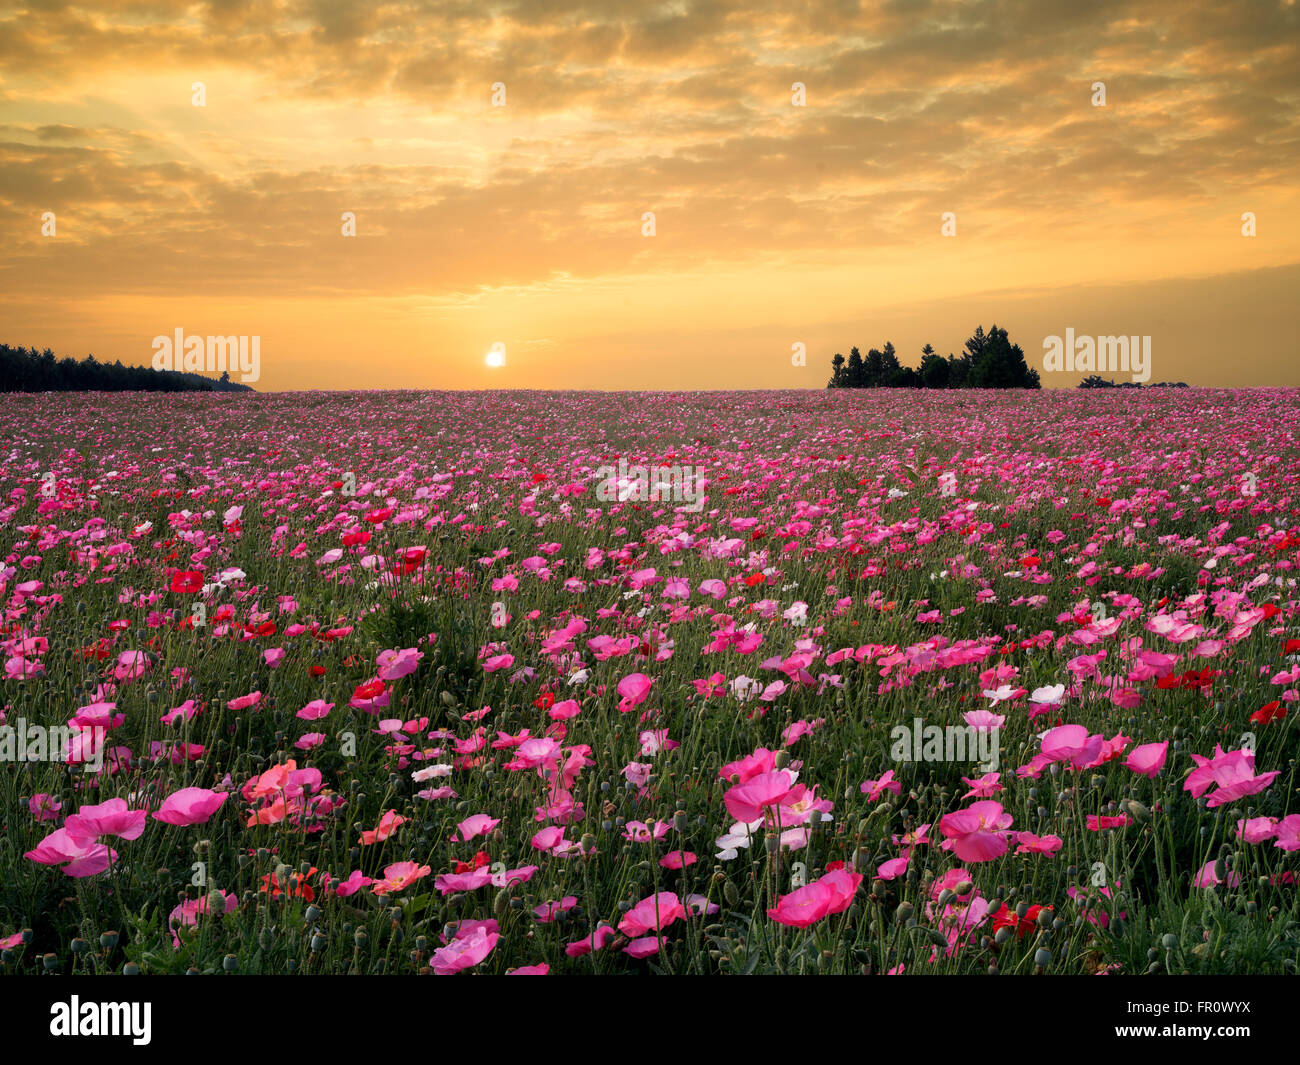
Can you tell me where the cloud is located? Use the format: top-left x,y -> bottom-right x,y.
0,0 -> 1295,385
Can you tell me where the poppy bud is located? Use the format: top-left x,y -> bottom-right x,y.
1125,800 -> 1150,823
723,880 -> 740,908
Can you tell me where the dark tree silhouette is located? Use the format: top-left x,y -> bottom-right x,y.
828,352 -> 846,388
825,325 -> 1039,390
0,343 -> 255,392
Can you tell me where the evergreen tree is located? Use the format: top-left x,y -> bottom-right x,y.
828,352 -> 846,388
846,347 -> 865,388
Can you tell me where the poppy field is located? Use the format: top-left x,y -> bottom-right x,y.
3,386 -> 1300,977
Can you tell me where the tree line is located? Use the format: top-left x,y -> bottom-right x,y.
0,344 -> 254,392
827,324 -> 1040,389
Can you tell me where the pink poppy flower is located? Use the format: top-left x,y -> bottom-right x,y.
431,925 -> 498,974
723,770 -> 799,822
372,861 -> 431,896
767,869 -> 862,927
618,891 -> 686,937
334,870 -> 374,897
860,769 -> 902,802
616,672 -> 653,712
1123,741 -> 1168,778
151,787 -> 228,826
64,798 -> 147,845
938,801 -> 1013,862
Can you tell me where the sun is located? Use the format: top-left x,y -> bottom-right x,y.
485,346 -> 505,368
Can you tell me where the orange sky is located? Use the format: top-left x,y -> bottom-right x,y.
1,0 -> 1297,390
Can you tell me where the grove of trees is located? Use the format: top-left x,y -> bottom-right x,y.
827,324 -> 1040,389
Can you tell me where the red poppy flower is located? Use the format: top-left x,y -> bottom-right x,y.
1251,701 -> 1287,725
992,902 -> 1052,939
453,851 -> 491,874
260,867 -> 317,900
170,570 -> 204,594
